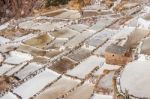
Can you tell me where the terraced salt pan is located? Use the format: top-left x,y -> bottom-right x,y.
46,38 -> 67,50
1,92 -> 18,99
41,9 -> 67,17
0,36 -> 10,44
143,6 -> 150,13
89,18 -> 116,32
86,29 -> 118,47
17,44 -> 62,58
68,24 -> 89,32
94,27 -> 132,56
35,76 -> 80,99
19,20 -> 66,31
92,93 -> 112,99
67,55 -> 105,79
0,44 -> 20,53
14,62 -> 44,80
13,33 -> 35,42
123,3 -> 139,9
13,69 -> 60,99
18,21 -> 35,30
94,63 -> 120,76
125,17 -> 139,27
4,51 -> 33,65
67,46 -> 93,62
0,23 -> 9,31
50,27 -> 80,39
83,4 -> 105,10
94,39 -> 114,56
5,62 -> 27,76
140,37 -> 150,55
82,10 -> 100,17
69,12 -> 81,19
24,33 -> 54,48
97,71 -> 115,92
55,10 -> 81,19
64,82 -> 94,99
95,66 -> 118,93
86,36 -> 107,48
50,57 -> 77,74
123,6 -> 141,17
64,29 -> 95,48
31,56 -> 49,64
0,64 -> 14,75
111,27 -> 135,41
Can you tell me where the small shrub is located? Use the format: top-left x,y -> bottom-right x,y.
46,0 -> 70,7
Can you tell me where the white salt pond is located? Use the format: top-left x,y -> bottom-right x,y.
35,76 -> 80,99
14,62 -> 44,80
13,69 -> 60,99
0,36 -> 10,44
64,29 -> 95,48
5,62 -> 27,76
19,20 -> 67,31
67,55 -> 105,79
0,64 -> 15,75
64,82 -> 94,99
120,60 -> 150,98
92,93 -> 112,99
68,24 -> 89,32
4,51 -> 33,65
1,92 -> 18,99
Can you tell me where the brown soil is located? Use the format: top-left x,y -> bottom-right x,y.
24,34 -> 53,48
0,76 -> 18,92
49,57 -> 77,73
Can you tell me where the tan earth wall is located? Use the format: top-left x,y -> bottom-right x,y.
105,52 -> 130,66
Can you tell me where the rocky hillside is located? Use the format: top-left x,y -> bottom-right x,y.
0,0 -> 92,24
0,0 -> 46,24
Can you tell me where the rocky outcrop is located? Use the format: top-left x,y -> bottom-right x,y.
0,0 -> 37,24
